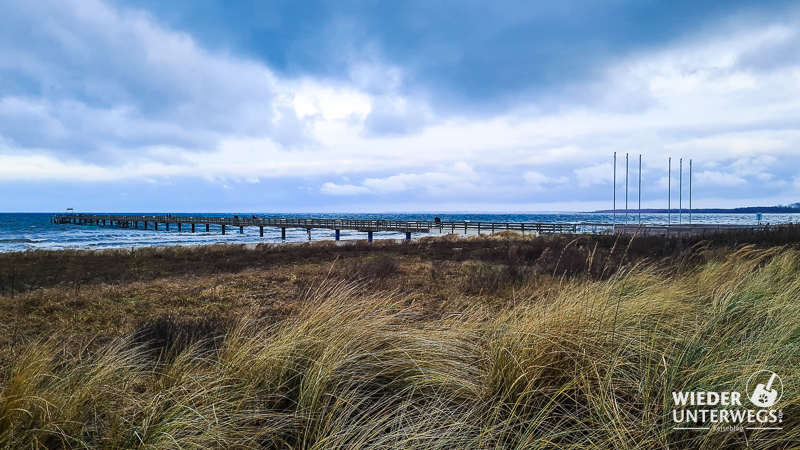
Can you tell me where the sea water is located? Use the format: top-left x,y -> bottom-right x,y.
1,212 -> 798,253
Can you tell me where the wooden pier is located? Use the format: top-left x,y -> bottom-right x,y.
613,223 -> 768,236
51,214 -> 599,242
51,214 -> 774,241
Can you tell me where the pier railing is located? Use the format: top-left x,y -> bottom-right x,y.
52,214 -> 615,237
50,214 -> 781,242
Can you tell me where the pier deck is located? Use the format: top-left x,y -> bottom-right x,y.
613,223 -> 768,236
51,214 -> 594,241
51,214 -> 773,241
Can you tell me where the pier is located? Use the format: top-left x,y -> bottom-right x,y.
613,223 -> 768,236
50,214 -> 775,241
51,214 -> 593,242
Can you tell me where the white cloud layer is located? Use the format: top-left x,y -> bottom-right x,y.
2,1 -> 800,210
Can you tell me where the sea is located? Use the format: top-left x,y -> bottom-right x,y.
1,212 -> 798,253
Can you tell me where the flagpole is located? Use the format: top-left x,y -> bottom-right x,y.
638,154 -> 642,224
668,157 -> 671,225
689,159 -> 692,224
625,153 -> 629,225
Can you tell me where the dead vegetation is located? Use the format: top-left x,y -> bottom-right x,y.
1,228 -> 800,448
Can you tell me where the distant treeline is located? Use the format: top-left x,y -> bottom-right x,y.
595,203 -> 800,214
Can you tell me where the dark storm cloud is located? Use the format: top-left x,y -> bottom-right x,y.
115,0 -> 797,112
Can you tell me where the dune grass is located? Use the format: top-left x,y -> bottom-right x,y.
1,233 -> 800,448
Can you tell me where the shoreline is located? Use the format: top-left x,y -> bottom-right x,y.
0,234 -> 439,255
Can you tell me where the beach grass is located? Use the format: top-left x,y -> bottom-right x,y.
1,229 -> 799,448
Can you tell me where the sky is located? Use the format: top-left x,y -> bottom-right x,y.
2,0 -> 800,213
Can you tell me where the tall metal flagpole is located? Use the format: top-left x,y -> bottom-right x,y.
638,154 -> 642,224
679,158 -> 683,224
613,152 -> 616,226
668,157 -> 671,225
689,159 -> 692,224
625,153 -> 629,224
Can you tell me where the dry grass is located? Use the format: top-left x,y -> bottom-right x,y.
1,232 -> 800,448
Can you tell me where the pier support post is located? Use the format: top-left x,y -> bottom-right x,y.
281,228 -> 286,240
166,223 -> 170,231
406,232 -> 411,241
155,222 -> 158,230
178,223 -> 181,232
144,221 -> 148,230
206,224 -> 210,232
240,226 -> 244,234
222,225 -> 226,235
260,226 -> 264,237
191,223 -> 195,233
368,231 -> 373,243
335,229 -> 340,241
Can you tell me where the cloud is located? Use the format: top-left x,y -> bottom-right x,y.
730,154 -> 777,176
736,25 -> 800,72
4,0 -> 800,211
362,95 -> 433,137
320,162 -> 479,196
523,171 -> 569,189
0,0 -> 289,162
692,171 -> 748,187
320,182 -> 370,196
284,81 -> 372,121
364,162 -> 477,192
575,163 -> 613,187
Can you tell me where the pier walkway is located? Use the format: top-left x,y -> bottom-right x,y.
51,214 -> 596,241
613,223 -> 768,236
51,214 -> 773,241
